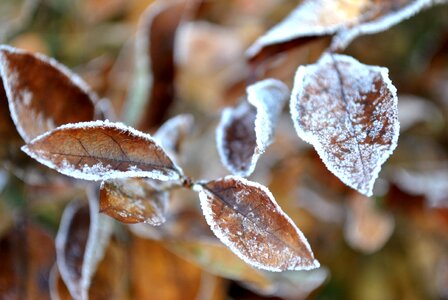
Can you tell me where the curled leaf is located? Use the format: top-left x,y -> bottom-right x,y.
247,0 -> 445,60
0,45 -> 98,143
22,120 -> 183,181
217,79 -> 289,177
100,178 -> 168,225
290,53 -> 399,196
195,176 -> 319,272
56,195 -> 113,300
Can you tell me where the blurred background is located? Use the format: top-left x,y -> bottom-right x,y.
0,0 -> 448,299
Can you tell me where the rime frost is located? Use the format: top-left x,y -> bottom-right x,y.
22,120 -> 183,182
195,176 -> 319,272
217,79 -> 289,177
290,53 -> 399,196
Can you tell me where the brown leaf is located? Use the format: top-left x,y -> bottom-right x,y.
0,45 -> 98,143
195,176 -> 319,271
217,79 -> 289,177
100,177 -> 168,225
56,195 -> 113,300
217,101 -> 257,176
131,237 -> 203,300
22,121 -> 183,181
0,222 -> 55,300
344,193 -> 395,254
247,0 -> 444,61
124,0 -> 186,130
290,53 -> 399,196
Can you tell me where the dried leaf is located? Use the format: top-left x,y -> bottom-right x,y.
217,79 -> 289,177
0,45 -> 98,143
247,0 -> 445,60
22,120 -> 183,181
56,195 -> 113,300
124,0 -> 186,130
195,176 -> 319,272
0,222 -> 55,300
131,237 -> 203,300
154,114 -> 194,158
100,177 -> 168,225
344,193 -> 395,253
290,53 -> 399,196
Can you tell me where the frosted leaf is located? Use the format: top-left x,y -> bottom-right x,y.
195,176 -> 319,272
154,114 -> 194,159
217,79 -> 289,177
344,193 -> 395,254
56,193 -> 113,300
290,53 -> 399,196
246,0 -> 445,59
100,177 -> 168,225
124,0 -> 185,129
21,120 -> 183,181
0,45 -> 98,143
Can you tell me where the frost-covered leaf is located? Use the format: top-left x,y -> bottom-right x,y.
344,193 -> 395,253
217,79 -> 289,177
154,114 -> 194,159
22,120 -> 183,181
124,0 -> 186,130
290,53 -> 399,196
195,176 -> 319,272
56,195 -> 113,300
246,0 -> 445,60
0,45 -> 98,143
100,178 -> 168,225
